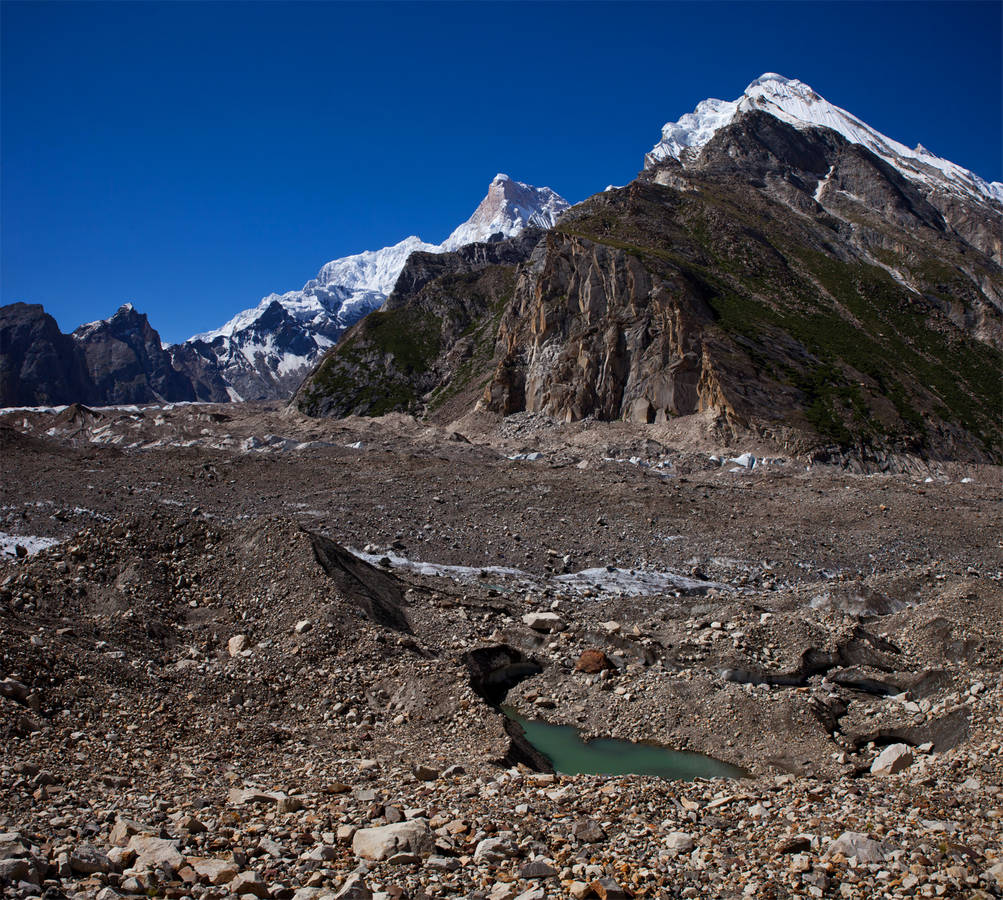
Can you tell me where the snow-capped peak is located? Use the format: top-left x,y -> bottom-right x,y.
315,235 -> 441,295
189,175 -> 568,345
441,174 -> 569,251
73,302 -> 145,341
646,73 -> 1003,204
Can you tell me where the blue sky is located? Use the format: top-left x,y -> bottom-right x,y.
3,0 -> 1000,344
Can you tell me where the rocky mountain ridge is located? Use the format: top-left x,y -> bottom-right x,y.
296,74 -> 1002,463
1,177 -> 568,407
172,175 -> 569,401
0,303 -> 196,408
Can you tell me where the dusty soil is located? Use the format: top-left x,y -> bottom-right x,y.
1,401 -> 1001,900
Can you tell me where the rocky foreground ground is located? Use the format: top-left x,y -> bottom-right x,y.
1,403 -> 1001,899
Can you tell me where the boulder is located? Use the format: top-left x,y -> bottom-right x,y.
664,832 -> 695,852
826,831 -> 892,864
519,859 -> 558,878
522,611 -> 566,633
229,870 -> 270,898
334,873 -> 372,900
590,877 -> 632,900
572,819 -> 606,843
351,819 -> 432,861
575,650 -> 615,674
870,743 -> 913,775
126,835 -> 183,871
474,836 -> 518,863
0,859 -> 33,884
70,845 -> 111,874
188,858 -> 238,885
227,634 -> 248,656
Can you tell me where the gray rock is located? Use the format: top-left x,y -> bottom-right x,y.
126,835 -> 183,870
188,857 -> 239,885
473,836 -> 518,863
352,819 -> 431,861
519,858 -> 558,878
70,844 -> 111,874
870,743 -> 913,775
109,817 -> 150,846
227,634 -> 249,656
521,611 -> 566,633
0,839 -> 28,861
0,679 -> 29,703
589,877 -> 632,900
306,845 -> 339,862
664,831 -> 695,852
0,858 -> 32,883
229,870 -> 270,898
572,819 -> 606,843
333,873 -> 372,900
826,831 -> 893,864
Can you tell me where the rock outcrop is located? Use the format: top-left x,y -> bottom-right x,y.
71,304 -> 196,405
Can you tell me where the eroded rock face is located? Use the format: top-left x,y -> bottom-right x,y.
486,231 -> 735,428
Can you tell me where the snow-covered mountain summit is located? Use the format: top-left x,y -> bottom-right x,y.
192,175 -> 568,347
441,174 -> 569,250
646,73 -> 1003,205
175,175 -> 568,401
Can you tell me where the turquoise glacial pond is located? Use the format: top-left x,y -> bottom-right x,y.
502,706 -> 745,780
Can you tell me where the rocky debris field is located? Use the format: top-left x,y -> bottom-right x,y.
1,403 -> 1001,899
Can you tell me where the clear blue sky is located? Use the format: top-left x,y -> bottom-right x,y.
3,1 -> 1000,344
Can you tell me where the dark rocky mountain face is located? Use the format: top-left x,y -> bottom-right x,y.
292,231 -> 543,420
0,304 -> 94,407
0,303 -> 199,407
71,304 -> 196,405
296,112 -> 1001,463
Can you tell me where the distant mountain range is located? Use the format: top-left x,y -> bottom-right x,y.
0,175 -> 568,407
3,73 -> 1000,465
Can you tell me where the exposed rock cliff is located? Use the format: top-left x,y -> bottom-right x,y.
71,304 -> 196,405
0,304 -> 94,407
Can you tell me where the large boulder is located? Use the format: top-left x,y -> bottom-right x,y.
351,820 -> 432,861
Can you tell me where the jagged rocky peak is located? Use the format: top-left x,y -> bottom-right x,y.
646,72 -> 1003,205
72,302 -> 147,340
440,174 -> 569,250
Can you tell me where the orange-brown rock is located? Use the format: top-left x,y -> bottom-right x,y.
575,649 -> 615,674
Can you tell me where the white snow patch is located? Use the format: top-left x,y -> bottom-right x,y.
1,532 -> 61,558
348,549 -> 730,597
814,164 -> 836,202
554,566 -> 727,596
